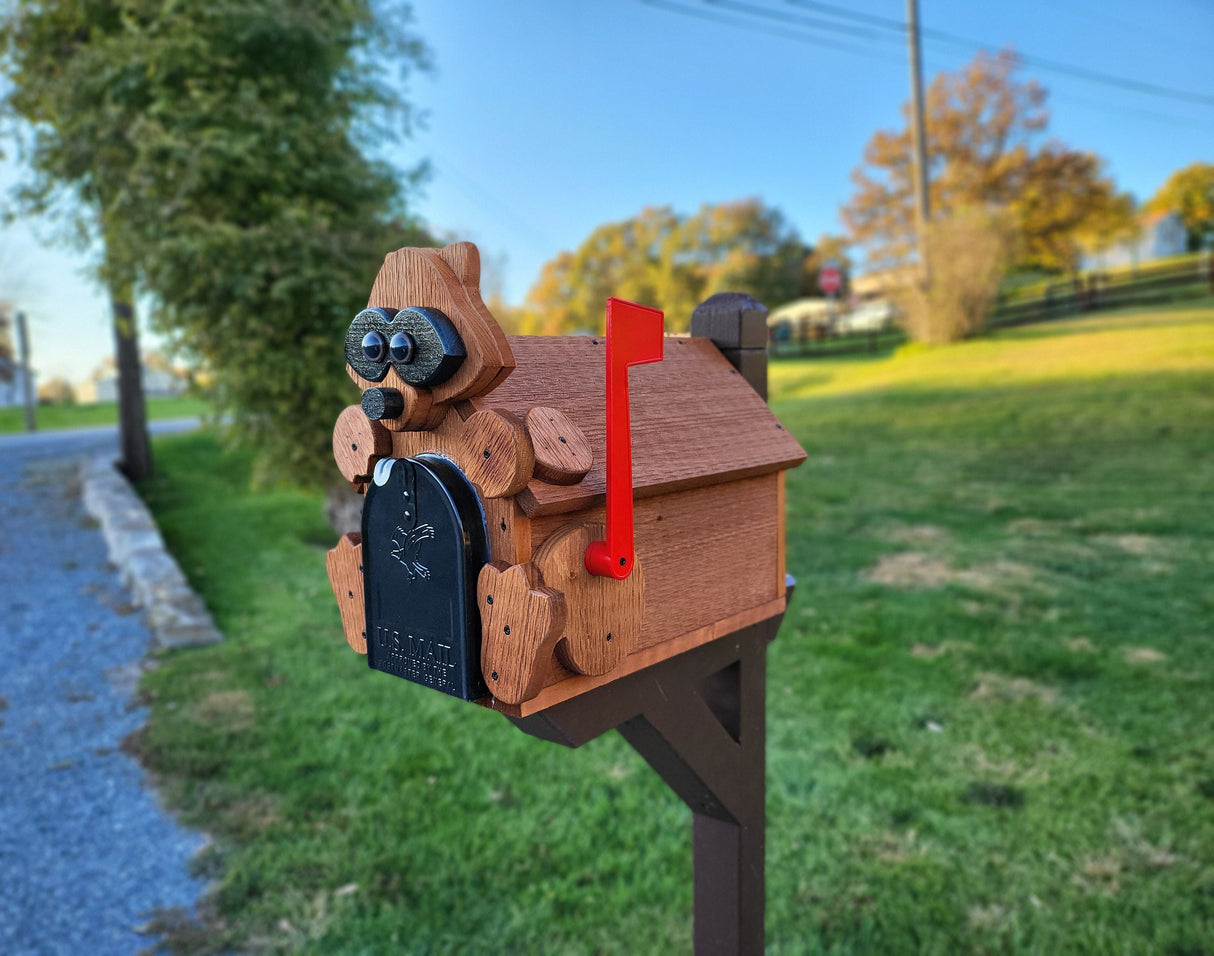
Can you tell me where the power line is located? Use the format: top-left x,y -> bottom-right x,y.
640,0 -> 1210,125
785,0 -> 1214,108
703,0 -> 891,44
638,0 -> 902,64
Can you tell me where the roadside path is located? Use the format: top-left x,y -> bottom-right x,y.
0,422 -> 206,955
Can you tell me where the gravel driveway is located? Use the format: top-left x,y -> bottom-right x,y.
0,422 -> 206,955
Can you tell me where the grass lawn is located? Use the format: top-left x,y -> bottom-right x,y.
0,394 -> 209,433
135,300 -> 1214,954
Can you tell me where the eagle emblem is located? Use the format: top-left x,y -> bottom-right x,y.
390,523 -> 435,580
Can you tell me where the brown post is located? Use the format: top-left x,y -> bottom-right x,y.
511,615 -> 782,955
109,282 -> 154,481
692,292 -> 768,401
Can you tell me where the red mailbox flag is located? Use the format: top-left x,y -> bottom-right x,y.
584,297 -> 664,580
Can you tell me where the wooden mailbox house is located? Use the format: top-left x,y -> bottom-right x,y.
325,241 -> 806,716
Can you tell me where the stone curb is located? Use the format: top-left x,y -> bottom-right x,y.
80,456 -> 223,650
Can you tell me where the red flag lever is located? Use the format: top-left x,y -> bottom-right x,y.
585,297 -> 664,580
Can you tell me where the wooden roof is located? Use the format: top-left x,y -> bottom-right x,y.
473,335 -> 806,517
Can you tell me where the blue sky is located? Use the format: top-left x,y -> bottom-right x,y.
3,0 -> 1211,384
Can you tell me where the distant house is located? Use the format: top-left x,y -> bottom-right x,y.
75,362 -> 188,404
1081,210 -> 1188,271
0,357 -> 35,408
851,265 -> 918,301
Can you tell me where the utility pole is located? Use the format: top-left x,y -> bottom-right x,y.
15,310 -> 36,432
907,0 -> 931,288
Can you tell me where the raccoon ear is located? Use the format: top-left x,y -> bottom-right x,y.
437,241 -> 481,289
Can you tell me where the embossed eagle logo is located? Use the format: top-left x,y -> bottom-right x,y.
390,523 -> 436,580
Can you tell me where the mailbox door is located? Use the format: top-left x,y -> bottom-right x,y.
361,454 -> 489,700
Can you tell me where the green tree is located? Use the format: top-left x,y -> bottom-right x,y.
1146,161 -> 1214,250
2,1 -> 157,477
521,199 -> 812,335
1,1 -> 431,487
843,49 -> 1134,275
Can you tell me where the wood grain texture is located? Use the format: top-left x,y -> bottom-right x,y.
332,405 -> 392,484
530,474 -> 779,652
326,533 -> 367,654
477,335 -> 806,517
459,408 -> 535,499
525,406 -> 592,485
533,522 -> 644,676
388,406 -> 466,462
344,364 -> 443,431
478,562 -> 566,705
367,243 -> 515,403
777,471 -> 787,598
484,497 -> 531,565
481,594 -> 787,717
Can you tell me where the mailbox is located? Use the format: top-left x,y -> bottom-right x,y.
325,241 -> 806,715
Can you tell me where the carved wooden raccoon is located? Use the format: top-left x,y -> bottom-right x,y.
326,241 -> 805,715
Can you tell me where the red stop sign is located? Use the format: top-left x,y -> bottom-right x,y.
819,261 -> 842,295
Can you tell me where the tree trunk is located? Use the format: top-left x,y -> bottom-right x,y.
325,482 -> 365,537
109,273 -> 153,481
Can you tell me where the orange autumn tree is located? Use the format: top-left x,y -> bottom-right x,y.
843,49 -> 1134,275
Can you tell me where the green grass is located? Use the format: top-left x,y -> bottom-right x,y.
0,394 -> 208,433
137,300 -> 1214,954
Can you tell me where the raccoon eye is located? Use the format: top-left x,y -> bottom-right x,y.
389,331 -> 415,364
361,331 -> 387,363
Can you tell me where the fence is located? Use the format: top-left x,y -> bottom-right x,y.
768,324 -> 904,358
771,252 -> 1213,358
987,252 -> 1214,328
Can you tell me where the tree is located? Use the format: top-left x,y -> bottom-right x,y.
1,1 -> 431,488
521,199 -> 813,335
843,49 -> 1134,275
38,376 -> 75,405
1146,162 -> 1214,250
2,2 -> 155,478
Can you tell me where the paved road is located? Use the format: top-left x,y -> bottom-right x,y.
0,421 -> 206,954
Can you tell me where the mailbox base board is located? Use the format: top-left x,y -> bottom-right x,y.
510,607 -> 785,955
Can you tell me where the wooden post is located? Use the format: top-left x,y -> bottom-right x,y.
692,293 -> 768,401
512,613 -> 784,955
15,310 -> 36,433
906,0 -> 931,290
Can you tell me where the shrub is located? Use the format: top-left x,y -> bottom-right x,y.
897,208 -> 1013,344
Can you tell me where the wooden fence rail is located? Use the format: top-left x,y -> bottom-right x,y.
772,253 -> 1213,358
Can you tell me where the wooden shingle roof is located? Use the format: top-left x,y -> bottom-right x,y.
473,335 -> 806,517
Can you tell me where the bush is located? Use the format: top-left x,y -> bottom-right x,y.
897,208 -> 1013,344
37,377 -> 75,405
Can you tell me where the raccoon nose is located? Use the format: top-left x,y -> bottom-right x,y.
361,387 -> 404,422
